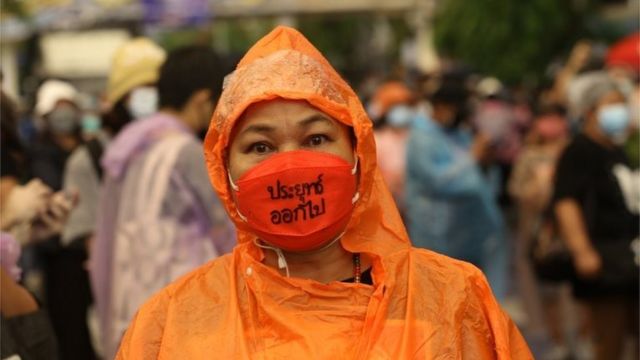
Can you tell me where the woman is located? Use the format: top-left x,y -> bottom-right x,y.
30,80 -> 83,191
61,38 -> 166,360
117,26 -> 531,359
370,81 -> 414,215
553,72 -> 638,360
509,106 -> 571,358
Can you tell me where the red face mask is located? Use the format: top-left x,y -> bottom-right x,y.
229,150 -> 359,252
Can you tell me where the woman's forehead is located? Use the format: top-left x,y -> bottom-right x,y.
231,99 -> 346,138
244,99 -> 321,120
598,90 -> 625,106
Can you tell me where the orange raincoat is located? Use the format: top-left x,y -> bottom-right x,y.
116,26 -> 532,359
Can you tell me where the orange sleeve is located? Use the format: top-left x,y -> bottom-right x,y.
465,267 -> 534,360
115,289 -> 171,359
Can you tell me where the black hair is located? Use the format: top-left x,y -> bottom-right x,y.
429,74 -> 469,106
102,96 -> 133,135
1,92 -> 22,153
158,46 -> 225,111
1,91 -> 27,178
426,73 -> 472,130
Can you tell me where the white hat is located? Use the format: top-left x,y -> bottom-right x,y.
567,71 -> 618,118
106,37 -> 166,106
476,77 -> 503,98
35,80 -> 78,117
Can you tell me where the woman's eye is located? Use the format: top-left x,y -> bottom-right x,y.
306,134 -> 329,147
249,142 -> 273,154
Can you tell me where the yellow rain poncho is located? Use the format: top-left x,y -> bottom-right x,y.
116,26 -> 532,359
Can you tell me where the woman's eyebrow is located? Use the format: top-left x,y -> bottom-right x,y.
240,123 -> 275,136
298,114 -> 335,129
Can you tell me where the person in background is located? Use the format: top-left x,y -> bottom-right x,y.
7,82 -> 82,359
3,84 -> 78,360
63,38 -> 166,247
552,72 -> 639,360
509,103 -> 571,359
25,80 -> 87,359
623,84 -> 639,169
92,45 -> 234,359
473,77 -> 522,166
1,91 -> 73,245
10,81 -> 80,285
551,41 -> 594,113
405,73 -> 507,300
115,26 -> 531,359
604,32 -> 640,170
57,37 -> 166,360
472,77 -> 525,207
0,92 -> 73,360
369,81 -> 414,214
30,80 -> 82,191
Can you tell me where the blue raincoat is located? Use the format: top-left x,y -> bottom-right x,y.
405,114 -> 507,299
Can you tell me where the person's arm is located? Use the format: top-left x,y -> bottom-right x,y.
549,40 -> 591,106
0,177 -> 19,229
0,269 -> 38,317
115,290 -> 170,359
407,129 -> 485,197
1,270 -> 59,360
464,266 -> 534,359
1,179 -> 51,232
554,199 -> 601,277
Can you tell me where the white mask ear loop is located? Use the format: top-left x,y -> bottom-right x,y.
314,230 -> 347,253
228,171 -> 239,191
253,239 -> 290,277
351,154 -> 359,175
351,154 -> 360,204
228,171 -> 248,222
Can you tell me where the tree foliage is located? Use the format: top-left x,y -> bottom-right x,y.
433,0 -> 593,84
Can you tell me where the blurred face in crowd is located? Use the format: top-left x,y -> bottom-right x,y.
46,100 -> 81,135
431,102 -> 450,126
587,90 -> 630,144
227,99 -> 354,182
431,101 -> 461,128
533,114 -> 568,145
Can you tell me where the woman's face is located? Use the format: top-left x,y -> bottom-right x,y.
228,99 -> 354,182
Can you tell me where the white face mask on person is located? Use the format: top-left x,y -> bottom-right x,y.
127,87 -> 158,119
597,103 -> 631,145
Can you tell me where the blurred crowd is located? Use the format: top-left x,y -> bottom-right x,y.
0,28 -> 638,360
365,33 -> 639,360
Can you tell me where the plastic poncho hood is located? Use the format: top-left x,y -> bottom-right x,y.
203,26 -> 410,267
